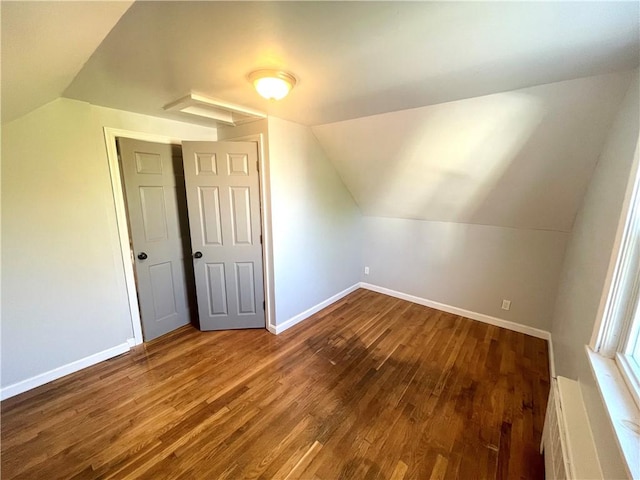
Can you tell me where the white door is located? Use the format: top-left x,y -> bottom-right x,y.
118,138 -> 194,340
182,141 -> 265,330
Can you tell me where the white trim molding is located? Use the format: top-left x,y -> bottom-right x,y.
1,284 -> 557,401
216,130 -> 275,334
587,347 -> 640,479
103,127 -> 187,346
269,282 -> 556,376
0,342 -> 131,401
103,127 -> 276,342
547,337 -> 557,379
591,141 -> 640,353
270,284 -> 360,334
267,282 -> 556,378
269,281 -> 553,342
360,283 -> 551,340
542,377 -> 604,479
359,283 -> 555,377
585,140 -> 640,478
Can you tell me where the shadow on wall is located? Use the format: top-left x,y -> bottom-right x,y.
312,71 -> 632,259
373,91 -> 546,227
353,90 -> 546,266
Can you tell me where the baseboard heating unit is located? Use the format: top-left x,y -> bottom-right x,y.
541,376 -> 602,479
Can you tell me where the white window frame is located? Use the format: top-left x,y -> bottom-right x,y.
614,266 -> 640,410
591,139 -> 640,407
589,141 -> 640,479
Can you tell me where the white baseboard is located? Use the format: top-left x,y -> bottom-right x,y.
360,282 -> 556,378
359,282 -> 552,341
126,337 -> 138,348
270,283 -> 360,334
0,342 -> 131,401
2,284 -> 555,400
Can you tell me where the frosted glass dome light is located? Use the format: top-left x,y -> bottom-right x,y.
249,70 -> 297,100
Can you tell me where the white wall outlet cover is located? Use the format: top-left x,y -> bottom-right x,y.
364,266 -> 370,275
501,299 -> 511,310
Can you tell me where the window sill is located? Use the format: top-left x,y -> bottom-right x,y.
586,347 -> 640,479
616,353 -> 640,411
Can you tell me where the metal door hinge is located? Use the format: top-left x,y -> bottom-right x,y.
263,301 -> 265,310
260,234 -> 263,244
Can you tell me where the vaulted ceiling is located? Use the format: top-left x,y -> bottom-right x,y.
66,1 -> 640,126
4,1 -> 637,126
2,1 -> 639,230
313,71 -> 633,231
1,1 -> 133,123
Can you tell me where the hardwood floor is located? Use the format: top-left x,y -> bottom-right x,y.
1,289 -> 550,479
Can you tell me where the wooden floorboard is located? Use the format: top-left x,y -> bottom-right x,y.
1,289 -> 549,479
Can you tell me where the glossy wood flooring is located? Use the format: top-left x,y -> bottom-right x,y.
1,289 -> 550,479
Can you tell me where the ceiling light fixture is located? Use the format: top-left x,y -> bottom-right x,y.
248,70 -> 297,100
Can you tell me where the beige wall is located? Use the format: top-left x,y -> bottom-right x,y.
266,117 -> 362,324
550,70 -> 639,478
313,72 -> 632,231
313,72 -> 633,335
1,98 -> 216,389
2,101 -> 362,391
221,117 -> 364,327
362,218 -> 568,330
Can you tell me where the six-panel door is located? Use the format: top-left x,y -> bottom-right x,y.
181,141 -> 265,330
118,138 -> 194,340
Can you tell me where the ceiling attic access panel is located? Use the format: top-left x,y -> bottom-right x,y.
163,94 -> 266,127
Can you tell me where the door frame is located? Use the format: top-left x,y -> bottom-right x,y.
103,127 -> 274,345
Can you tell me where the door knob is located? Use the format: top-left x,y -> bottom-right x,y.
137,252 -> 148,260
193,251 -> 203,259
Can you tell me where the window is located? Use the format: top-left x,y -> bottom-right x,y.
615,273 -> 640,409
589,144 -> 640,478
591,157 -> 640,408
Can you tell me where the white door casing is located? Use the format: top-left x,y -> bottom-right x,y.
182,141 -> 266,330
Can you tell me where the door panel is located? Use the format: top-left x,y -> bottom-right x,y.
235,262 -> 256,314
140,186 -> 169,241
206,263 -> 228,315
118,138 -> 194,341
182,141 -> 265,330
230,186 -> 253,245
149,262 -> 178,319
199,187 -> 223,245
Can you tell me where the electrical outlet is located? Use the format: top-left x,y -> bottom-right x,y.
364,266 -> 370,275
501,299 -> 511,311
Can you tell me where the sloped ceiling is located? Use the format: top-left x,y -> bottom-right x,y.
313,71 -> 634,232
0,1 -> 133,123
63,1 -> 639,127
2,2 -> 638,232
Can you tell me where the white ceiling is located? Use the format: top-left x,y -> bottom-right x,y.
60,1 -> 639,127
2,1 -> 638,232
0,1 -> 133,123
